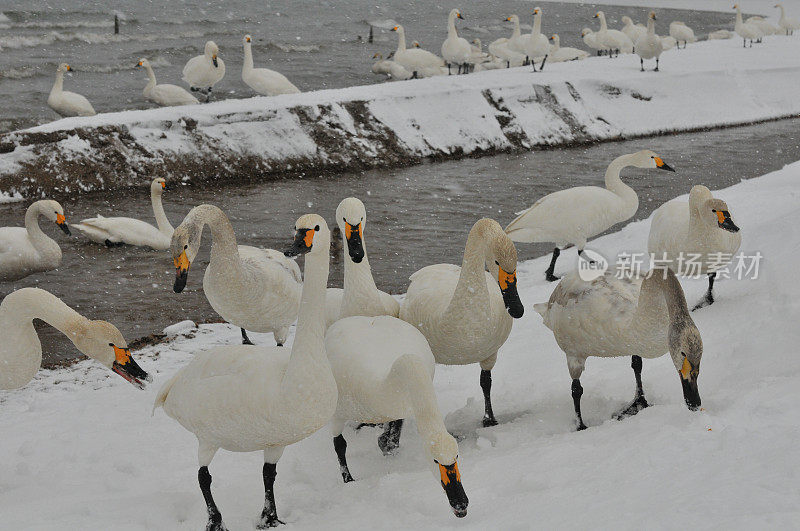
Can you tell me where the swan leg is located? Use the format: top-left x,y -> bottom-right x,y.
480,369 -> 498,427
692,273 -> 716,311
333,434 -> 355,483
257,449 -> 285,529
539,55 -> 547,71
274,327 -> 289,347
654,58 -> 659,72
199,467 -> 228,531
616,355 -> 649,419
241,328 -> 255,345
571,379 -> 588,431
640,57 -> 645,72
545,247 -> 561,282
378,419 -> 404,455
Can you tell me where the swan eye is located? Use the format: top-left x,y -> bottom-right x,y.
315,225 -> 320,231
108,343 -> 114,347
184,245 -> 188,250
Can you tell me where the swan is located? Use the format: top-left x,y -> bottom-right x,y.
136,58 -> 198,107
708,29 -> 733,40
746,16 -> 779,37
488,16 -> 527,67
391,25 -> 444,78
524,7 -> 550,71
669,21 -> 696,49
594,11 -> 633,57
371,52 -> 413,79
635,12 -> 664,71
581,28 -> 606,56
548,34 -> 589,62
182,40 -> 225,97
647,185 -> 741,310
47,63 -> 95,117
535,267 -> 703,430
734,5 -> 763,47
505,150 -> 675,282
776,3 -> 800,35
170,204 -> 302,346
400,218 -> 524,427
242,34 -> 301,96
1,287 -> 150,390
0,199 -> 70,282
325,315 -> 469,517
155,214 -> 338,530
325,197 -> 399,329
71,178 -> 174,250
621,16 -> 647,44
504,14 -> 528,53
441,9 -> 472,74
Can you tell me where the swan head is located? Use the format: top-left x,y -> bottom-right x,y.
151,177 -> 166,194
136,58 -> 150,69
204,41 -> 220,67
244,34 -> 252,44
690,186 -> 740,233
426,432 -> 468,518
649,12 -> 657,20
533,7 -> 542,16
285,214 -> 330,258
335,197 -> 366,264
391,25 -> 404,35
505,15 -> 519,23
550,34 -> 559,45
474,219 -> 524,318
170,222 -> 201,293
57,63 -> 72,74
450,9 -> 464,21
72,320 -> 151,389
35,199 -> 70,236
581,28 -> 593,36
629,150 -> 675,171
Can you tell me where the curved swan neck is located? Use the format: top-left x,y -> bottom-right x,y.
151,188 -> 172,234
448,223 -> 494,317
604,154 -> 638,208
2,288 -> 87,339
636,270 -> 690,325
512,18 -> 521,38
24,202 -> 57,252
186,205 -> 241,267
243,42 -> 254,72
389,354 -> 446,442
144,64 -> 157,88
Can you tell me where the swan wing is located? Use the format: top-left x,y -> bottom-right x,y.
150,84 -> 199,106
244,68 -> 300,96
72,216 -> 169,249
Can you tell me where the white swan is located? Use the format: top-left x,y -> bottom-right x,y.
535,267 -> 703,430
776,3 -> 800,35
400,218 -> 524,427
594,11 -> 634,57
0,199 -> 70,282
325,315 -> 469,517
370,53 -> 413,80
47,63 -> 96,117
708,29 -> 733,40
746,16 -> 779,36
635,12 -> 664,71
734,5 -> 764,47
242,34 -> 301,96
441,9 -> 472,74
548,34 -> 589,62
660,35 -> 678,50
524,7 -> 550,71
647,185 -> 742,310
325,197 -> 399,329
182,40 -> 225,97
171,204 -> 302,346
136,58 -> 198,107
71,178 -> 174,250
1,287 -> 150,390
155,214 -> 337,530
581,28 -> 606,56
505,150 -> 675,282
391,25 -> 445,78
488,16 -> 527,67
621,16 -> 647,44
669,21 -> 696,49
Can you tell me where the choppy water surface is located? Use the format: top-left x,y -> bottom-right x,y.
0,1 -> 739,132
1,118 -> 798,364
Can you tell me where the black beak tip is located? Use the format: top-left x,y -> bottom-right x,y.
507,305 -> 524,318
452,504 -> 468,518
351,254 -> 364,263
59,223 -> 71,235
660,163 -> 676,172
173,271 -> 188,293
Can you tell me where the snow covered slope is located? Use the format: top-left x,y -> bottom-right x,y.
1,160 -> 798,529
2,37 -> 800,198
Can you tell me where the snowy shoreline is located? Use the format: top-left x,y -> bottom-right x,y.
1,37 -> 800,199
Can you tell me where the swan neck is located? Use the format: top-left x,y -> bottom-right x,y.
52,70 -> 64,94
512,19 -> 521,38
396,28 -> 407,52
24,202 -> 55,252
448,13 -> 458,37
145,65 -> 156,86
3,289 -> 87,341
151,188 -> 172,234
188,205 -> 241,269
533,14 -> 542,34
243,42 -> 254,71
736,9 -> 743,24
599,14 -> 608,31
638,271 -> 690,325
604,154 -> 639,215
390,355 -> 446,442
341,243 -> 383,318
447,226 -> 490,317
647,19 -> 655,34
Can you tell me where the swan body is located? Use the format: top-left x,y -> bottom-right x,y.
594,12 -> 634,56
746,16 -> 778,36
325,198 -> 399,329
1,288 -> 150,390
371,53 -> 413,79
708,29 -> 733,40
581,28 -> 605,55
489,18 -> 527,67
669,21 -> 696,48
660,35 -> 677,49
776,3 -> 800,35
524,7 -> 551,69
504,15 -> 528,53
636,12 -> 664,70
400,218 -> 524,426
734,5 -> 764,46
156,214 -> 337,529
548,34 -> 589,62
242,34 -> 301,96
621,16 -> 647,44
0,199 -> 70,282
136,58 -> 198,107
441,9 -> 472,74
535,268 -> 703,429
182,40 -> 225,93
171,204 -> 302,346
71,178 -> 174,250
47,63 -> 95,117
391,25 -> 445,77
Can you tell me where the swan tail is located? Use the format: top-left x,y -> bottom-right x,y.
152,372 -> 179,416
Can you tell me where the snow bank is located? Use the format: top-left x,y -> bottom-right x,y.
2,37 -> 800,198
1,159 -> 799,528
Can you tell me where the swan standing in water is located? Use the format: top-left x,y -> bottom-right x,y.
548,34 -> 589,62
155,215 -> 338,530
648,185 -> 741,310
182,40 -> 225,99
776,3 -> 800,35
0,199 -> 70,282
1,288 -> 150,390
441,9 -> 472,75
391,25 -> 445,78
71,178 -> 174,250
400,219 -> 524,428
535,268 -> 703,430
636,12 -> 664,71
505,150 -> 675,282
242,34 -> 301,96
136,58 -> 198,107
47,63 -> 95,117
171,204 -> 302,346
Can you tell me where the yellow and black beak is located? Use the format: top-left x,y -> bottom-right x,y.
56,213 -> 71,235
457,12 -> 464,20
344,221 -> 364,263
160,181 -> 166,190
66,65 -> 73,72
246,36 -> 251,42
212,54 -> 219,68
173,249 -> 190,293
498,268 -> 524,318
392,26 -> 399,32
437,460 -> 468,518
654,156 -> 676,172
714,209 -> 739,232
285,228 -> 315,257
136,61 -> 143,68
679,357 -> 701,411
111,344 -> 151,390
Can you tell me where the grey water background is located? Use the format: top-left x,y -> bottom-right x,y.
1,117 -> 799,364
0,1 -> 741,132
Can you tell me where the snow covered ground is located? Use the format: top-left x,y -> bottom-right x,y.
2,35 -> 800,198
1,157 -> 798,529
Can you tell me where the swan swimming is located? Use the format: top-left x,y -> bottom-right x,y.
242,34 -> 301,96
182,40 -> 225,98
47,63 -> 96,117
0,199 -> 70,282
136,58 -> 199,107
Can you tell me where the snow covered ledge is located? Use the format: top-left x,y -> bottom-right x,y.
1,37 -> 799,197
